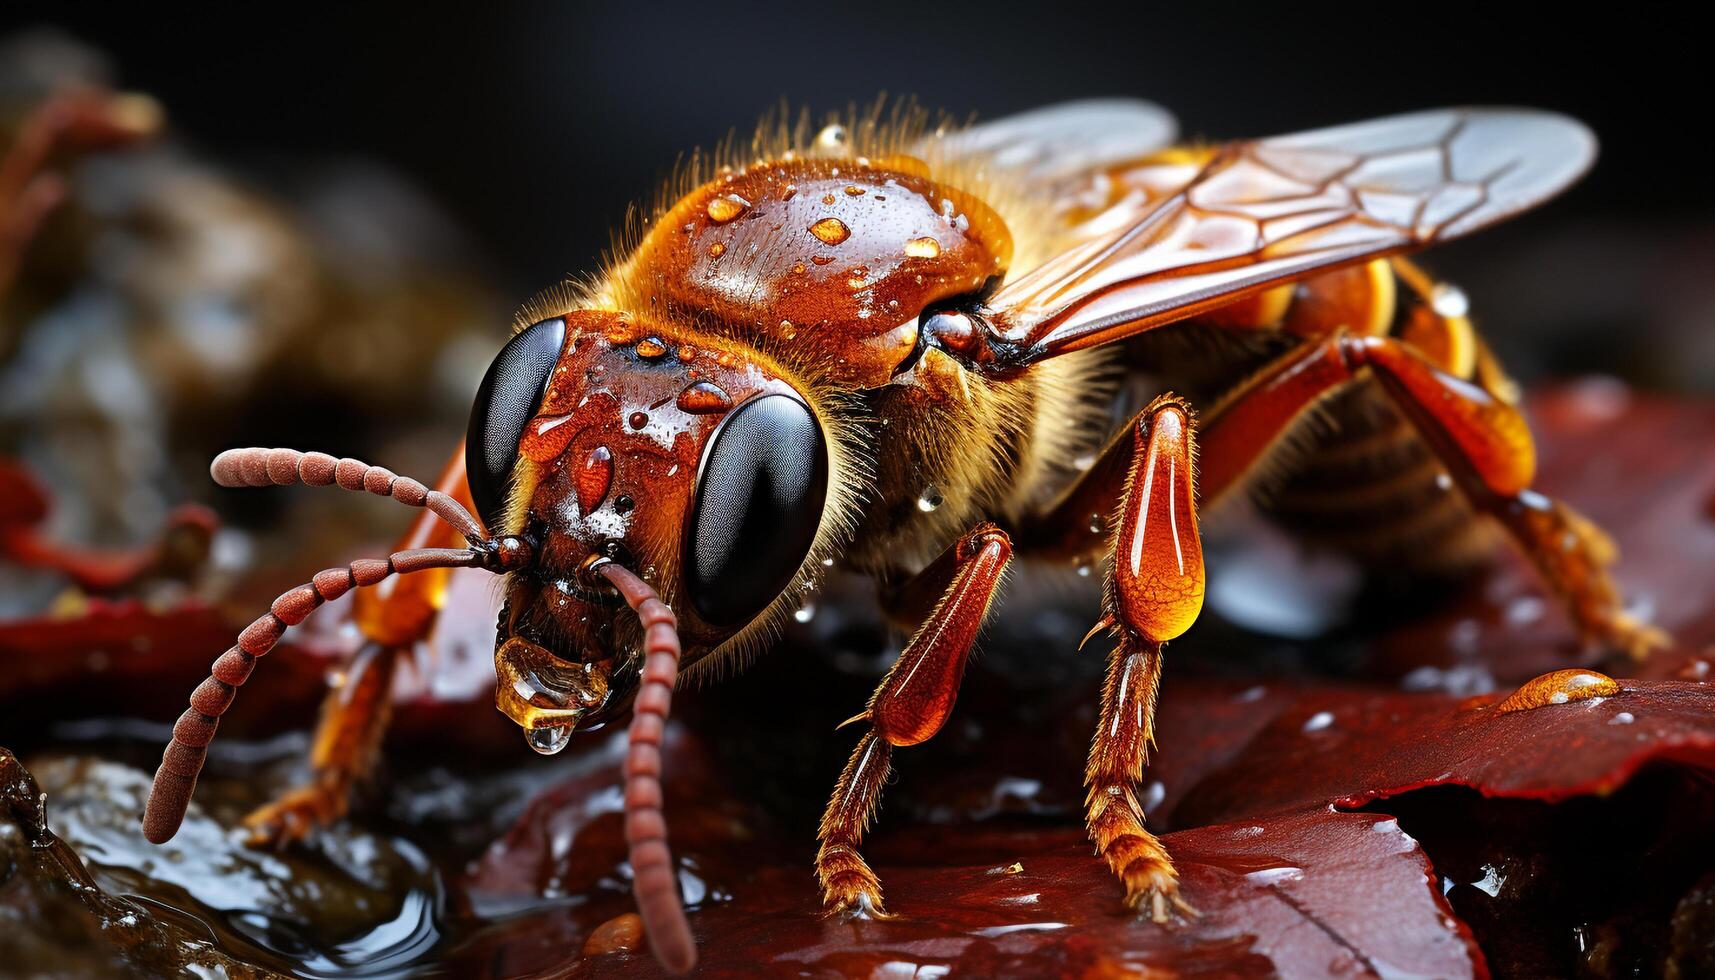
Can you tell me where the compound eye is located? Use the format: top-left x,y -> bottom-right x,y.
466,317 -> 567,530
686,394 -> 828,627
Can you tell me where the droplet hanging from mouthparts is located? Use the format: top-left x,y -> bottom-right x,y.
525,725 -> 573,755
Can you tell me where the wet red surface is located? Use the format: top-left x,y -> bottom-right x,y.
2,385 -> 1713,978
450,718 -> 1490,978
1173,678 -> 1715,826
444,671 -> 1715,978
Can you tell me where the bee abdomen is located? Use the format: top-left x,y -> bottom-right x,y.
1265,378 -> 1494,577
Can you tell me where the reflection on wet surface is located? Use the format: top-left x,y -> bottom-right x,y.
3,389 -> 1715,977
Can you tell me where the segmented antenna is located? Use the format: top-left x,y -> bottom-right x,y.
141,448 -> 522,845
599,561 -> 697,974
208,447 -> 486,543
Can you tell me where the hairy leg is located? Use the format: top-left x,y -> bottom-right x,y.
1016,395 -> 1207,917
1084,395 -> 1205,919
817,523 -> 1012,915
1194,331 -> 1663,657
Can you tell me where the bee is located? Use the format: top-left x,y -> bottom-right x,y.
141,100 -> 1663,973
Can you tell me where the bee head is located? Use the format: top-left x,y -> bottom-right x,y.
465,310 -> 831,743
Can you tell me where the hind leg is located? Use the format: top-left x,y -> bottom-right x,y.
1192,330 -> 1663,657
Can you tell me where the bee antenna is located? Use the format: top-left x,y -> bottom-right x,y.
142,449 -> 533,846
598,561 -> 697,974
209,448 -> 488,544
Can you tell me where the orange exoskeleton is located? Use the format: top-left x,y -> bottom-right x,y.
143,100 -> 1663,972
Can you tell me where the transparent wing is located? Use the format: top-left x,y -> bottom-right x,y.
986,107 -> 1597,362
934,98 -> 1178,186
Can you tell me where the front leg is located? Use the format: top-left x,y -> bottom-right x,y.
817,523 -> 1012,916
241,640 -> 397,844
1080,395 -> 1205,921
243,451 -> 473,844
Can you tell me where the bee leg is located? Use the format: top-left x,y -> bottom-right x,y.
242,640 -> 398,845
243,451 -> 474,845
1187,332 -> 1664,658
1073,396 -> 1204,922
1343,336 -> 1667,658
817,523 -> 1013,917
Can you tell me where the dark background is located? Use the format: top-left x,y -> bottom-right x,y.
7,3 -> 1712,389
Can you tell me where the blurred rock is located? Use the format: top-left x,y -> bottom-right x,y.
0,747 -> 274,978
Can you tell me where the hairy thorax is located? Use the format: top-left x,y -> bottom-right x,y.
608,155 -> 1111,575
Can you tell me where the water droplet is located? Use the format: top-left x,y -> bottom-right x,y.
1469,863 -> 1505,897
821,557 -> 835,567
628,411 -> 648,430
815,124 -> 848,151
707,241 -> 726,258
916,486 -> 943,512
526,725 -> 572,755
1496,668 -> 1620,713
521,412 -> 578,463
844,185 -> 865,196
576,446 -> 613,514
582,912 -> 643,956
677,345 -> 697,362
1246,865 -> 1305,887
1431,282 -> 1470,319
811,255 -> 835,266
614,494 -> 635,515
705,193 -> 749,223
794,602 -> 817,623
1074,558 -> 1092,578
676,381 -> 732,414
1449,618 -> 1482,654
1302,710 -> 1335,732
904,236 -> 942,258
778,319 -> 798,340
1088,513 -> 1104,534
1401,663 -> 1497,697
810,217 -> 851,245
781,184 -> 798,201
635,337 -> 668,360
1435,472 -> 1454,491
1608,711 -> 1635,725
1136,780 -> 1166,814
1505,596 -> 1544,626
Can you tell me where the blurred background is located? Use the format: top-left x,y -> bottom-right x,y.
0,3 -> 1709,579
10,2 -> 1714,382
